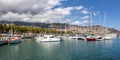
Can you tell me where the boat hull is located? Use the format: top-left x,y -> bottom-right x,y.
103,37 -> 113,40
86,38 -> 96,41
40,40 -> 61,42
36,35 -> 62,42
78,37 -> 85,40
0,40 -> 8,46
37,38 -> 61,42
9,39 -> 22,44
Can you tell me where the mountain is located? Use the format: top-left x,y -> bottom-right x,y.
0,21 -> 50,28
0,21 -> 120,34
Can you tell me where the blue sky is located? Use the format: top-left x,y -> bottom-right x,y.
0,0 -> 119,30
61,0 -> 120,29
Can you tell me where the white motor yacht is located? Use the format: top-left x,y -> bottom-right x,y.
103,34 -> 116,40
36,35 -> 62,42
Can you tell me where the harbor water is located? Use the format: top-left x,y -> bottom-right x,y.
0,39 -> 120,60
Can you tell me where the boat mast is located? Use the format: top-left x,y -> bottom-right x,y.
103,12 -> 106,35
89,12 -> 92,34
10,16 -> 13,37
87,13 -> 90,34
91,12 -> 93,34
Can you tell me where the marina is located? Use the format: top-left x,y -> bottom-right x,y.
0,38 -> 120,60
0,0 -> 120,60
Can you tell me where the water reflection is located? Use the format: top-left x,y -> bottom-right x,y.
104,40 -> 113,47
40,42 -> 60,50
1,39 -> 120,60
10,44 -> 20,60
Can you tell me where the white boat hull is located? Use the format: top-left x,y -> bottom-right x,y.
36,35 -> 61,42
103,36 -> 113,40
36,38 -> 61,42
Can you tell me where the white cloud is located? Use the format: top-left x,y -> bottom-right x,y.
71,20 -> 89,26
32,7 -> 74,23
93,11 -> 100,16
0,6 -> 74,23
0,12 -> 33,22
81,9 -> 89,14
74,6 -> 84,10
82,16 -> 89,19
71,21 -> 81,25
60,19 -> 72,23
0,0 -> 66,23
0,0 -> 62,14
0,0 -> 90,24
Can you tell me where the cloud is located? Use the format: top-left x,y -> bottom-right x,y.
81,9 -> 89,14
71,20 -> 89,26
82,15 -> 89,19
58,19 -> 72,23
0,0 -> 89,24
74,6 -> 84,10
0,0 -> 62,15
0,0 -> 67,22
33,7 -> 74,23
0,12 -> 33,22
0,6 -> 75,23
71,21 -> 81,25
93,11 -> 100,16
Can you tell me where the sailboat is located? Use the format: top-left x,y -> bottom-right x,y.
0,35 -> 8,45
86,12 -> 97,41
86,34 -> 97,41
102,13 -> 115,40
103,34 -> 114,40
8,35 -> 22,44
8,17 -> 22,44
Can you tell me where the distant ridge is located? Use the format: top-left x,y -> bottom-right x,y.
0,21 -> 120,34
0,21 -> 50,28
